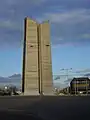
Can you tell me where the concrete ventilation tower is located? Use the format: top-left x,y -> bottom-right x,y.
22,17 -> 53,95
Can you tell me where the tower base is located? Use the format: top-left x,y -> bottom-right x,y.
42,90 -> 54,96
23,90 -> 40,96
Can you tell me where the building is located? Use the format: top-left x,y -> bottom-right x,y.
22,17 -> 53,95
70,77 -> 90,94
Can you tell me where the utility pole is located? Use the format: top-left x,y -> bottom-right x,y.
86,79 -> 88,96
60,68 -> 72,95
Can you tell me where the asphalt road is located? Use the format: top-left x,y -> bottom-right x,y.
0,96 -> 90,120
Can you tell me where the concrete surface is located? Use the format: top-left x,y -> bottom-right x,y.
22,18 -> 53,95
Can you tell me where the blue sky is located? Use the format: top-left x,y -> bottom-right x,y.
0,0 -> 90,86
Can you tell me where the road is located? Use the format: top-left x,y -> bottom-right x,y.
0,96 -> 90,120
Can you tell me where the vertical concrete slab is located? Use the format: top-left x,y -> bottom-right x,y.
39,21 -> 53,95
22,18 -> 39,95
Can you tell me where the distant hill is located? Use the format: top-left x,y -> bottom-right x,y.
84,73 -> 90,77
64,78 -> 73,83
53,82 -> 68,89
0,74 -> 21,83
0,74 -> 68,89
0,76 -> 8,82
8,74 -> 21,80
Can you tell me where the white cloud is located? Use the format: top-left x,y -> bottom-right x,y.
38,9 -> 90,24
6,0 -> 17,5
76,68 -> 90,73
0,0 -> 89,47
37,9 -> 90,45
6,0 -> 46,6
0,19 -> 22,31
80,33 -> 90,39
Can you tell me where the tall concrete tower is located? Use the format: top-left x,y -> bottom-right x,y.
38,22 -> 53,95
22,17 -> 39,95
22,17 -> 53,95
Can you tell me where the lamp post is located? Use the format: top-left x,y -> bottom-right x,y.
60,68 -> 72,94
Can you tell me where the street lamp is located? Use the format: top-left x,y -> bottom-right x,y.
60,68 -> 72,94
60,68 -> 72,81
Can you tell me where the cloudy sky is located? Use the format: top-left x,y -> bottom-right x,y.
0,0 -> 90,84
